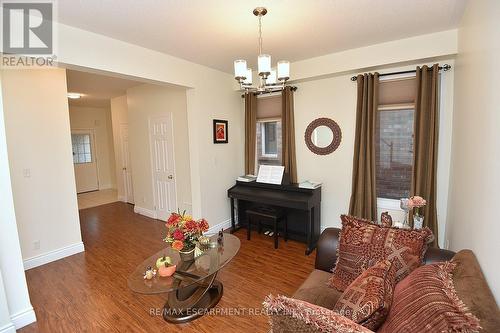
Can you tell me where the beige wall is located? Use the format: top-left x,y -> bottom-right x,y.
1,69 -> 83,263
110,95 -> 129,201
126,84 -> 192,213
293,60 -> 455,248
0,73 -> 35,329
69,106 -> 117,190
447,0 -> 500,303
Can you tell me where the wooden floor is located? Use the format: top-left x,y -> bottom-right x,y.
20,202 -> 316,333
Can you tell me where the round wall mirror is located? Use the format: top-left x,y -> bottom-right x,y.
311,125 -> 334,148
304,118 -> 342,155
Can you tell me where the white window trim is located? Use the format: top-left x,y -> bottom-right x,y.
258,118 -> 280,158
377,197 -> 403,211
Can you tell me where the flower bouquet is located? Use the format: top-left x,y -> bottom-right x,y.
409,196 -> 427,229
164,210 -> 209,261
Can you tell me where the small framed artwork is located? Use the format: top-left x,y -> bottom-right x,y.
213,119 -> 228,144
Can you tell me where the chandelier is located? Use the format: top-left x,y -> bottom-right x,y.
234,7 -> 290,92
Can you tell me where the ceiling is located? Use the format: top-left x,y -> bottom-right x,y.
66,70 -> 142,107
57,0 -> 467,73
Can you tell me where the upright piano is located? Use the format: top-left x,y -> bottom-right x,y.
227,181 -> 321,255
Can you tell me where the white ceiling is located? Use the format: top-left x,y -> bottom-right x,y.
66,70 -> 142,108
57,0 -> 467,73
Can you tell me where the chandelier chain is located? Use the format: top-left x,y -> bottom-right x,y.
258,14 -> 263,55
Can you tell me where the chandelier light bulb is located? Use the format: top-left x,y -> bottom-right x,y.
243,68 -> 253,85
234,60 -> 247,80
277,60 -> 290,81
267,69 -> 277,84
258,54 -> 271,76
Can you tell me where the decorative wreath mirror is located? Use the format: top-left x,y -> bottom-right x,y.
304,118 -> 342,155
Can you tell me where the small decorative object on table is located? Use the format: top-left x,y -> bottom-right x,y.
158,263 -> 176,277
217,229 -> 224,247
164,210 -> 209,262
410,196 -> 427,229
400,198 -> 412,228
143,266 -> 157,280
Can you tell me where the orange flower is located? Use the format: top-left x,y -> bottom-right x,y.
171,240 -> 184,251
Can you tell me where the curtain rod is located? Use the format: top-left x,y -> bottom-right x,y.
350,64 -> 452,81
241,86 -> 297,98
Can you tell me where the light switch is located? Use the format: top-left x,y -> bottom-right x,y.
23,168 -> 31,178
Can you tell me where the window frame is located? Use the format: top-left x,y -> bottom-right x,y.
258,118 -> 280,159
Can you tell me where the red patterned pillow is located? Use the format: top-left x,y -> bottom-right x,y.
329,215 -> 433,291
263,294 -> 372,333
378,261 -> 481,333
333,260 -> 396,331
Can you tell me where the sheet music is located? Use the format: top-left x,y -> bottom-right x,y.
256,165 -> 285,185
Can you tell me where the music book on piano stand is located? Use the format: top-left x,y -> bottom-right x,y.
256,165 -> 285,185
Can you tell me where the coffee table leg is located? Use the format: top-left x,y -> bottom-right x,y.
163,273 -> 223,323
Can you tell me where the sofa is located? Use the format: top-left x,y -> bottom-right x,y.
270,227 -> 500,332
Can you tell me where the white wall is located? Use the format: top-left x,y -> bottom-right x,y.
126,84 -> 192,214
1,68 -> 84,267
0,73 -> 36,329
293,61 -> 455,248
110,95 -> 129,201
57,22 -> 243,227
69,106 -> 117,190
447,0 -> 500,303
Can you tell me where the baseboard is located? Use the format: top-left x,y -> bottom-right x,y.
23,242 -> 85,270
10,307 -> 36,329
207,218 -> 232,234
133,205 -> 157,219
0,322 -> 16,333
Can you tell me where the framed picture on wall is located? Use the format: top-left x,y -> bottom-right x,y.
213,119 -> 228,144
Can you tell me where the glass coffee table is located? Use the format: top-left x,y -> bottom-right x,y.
128,233 -> 240,323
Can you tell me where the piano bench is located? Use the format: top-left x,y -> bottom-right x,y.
245,208 -> 288,249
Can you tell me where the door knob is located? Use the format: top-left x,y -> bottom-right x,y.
168,175 -> 173,179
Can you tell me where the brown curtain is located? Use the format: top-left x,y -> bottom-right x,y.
349,73 -> 379,220
411,64 -> 439,246
282,87 -> 297,183
244,92 -> 257,175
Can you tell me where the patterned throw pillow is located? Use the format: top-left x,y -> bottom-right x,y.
333,260 -> 396,331
329,215 -> 433,291
263,294 -> 372,333
378,262 -> 481,333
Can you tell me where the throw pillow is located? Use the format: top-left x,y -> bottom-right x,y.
263,294 -> 372,333
329,215 -> 433,291
378,261 -> 481,333
333,260 -> 396,331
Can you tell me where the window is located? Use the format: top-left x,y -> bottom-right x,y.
262,121 -> 278,157
375,77 -> 416,200
375,106 -> 414,199
71,134 -> 93,164
256,119 -> 282,168
255,94 -> 282,172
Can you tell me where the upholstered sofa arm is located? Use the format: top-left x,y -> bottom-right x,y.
264,295 -> 372,333
315,227 -> 341,272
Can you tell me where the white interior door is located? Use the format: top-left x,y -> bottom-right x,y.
149,115 -> 177,221
120,124 -> 134,204
72,130 -> 99,193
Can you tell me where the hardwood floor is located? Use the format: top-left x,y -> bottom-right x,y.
20,202 -> 316,333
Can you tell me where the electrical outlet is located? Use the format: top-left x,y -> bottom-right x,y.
143,197 -> 146,203
33,240 -> 40,250
23,168 -> 31,178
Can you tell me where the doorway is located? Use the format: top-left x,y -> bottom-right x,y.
149,114 -> 177,221
71,129 -> 99,193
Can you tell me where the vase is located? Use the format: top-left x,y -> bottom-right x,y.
400,198 -> 411,229
179,247 -> 195,262
413,214 -> 424,230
